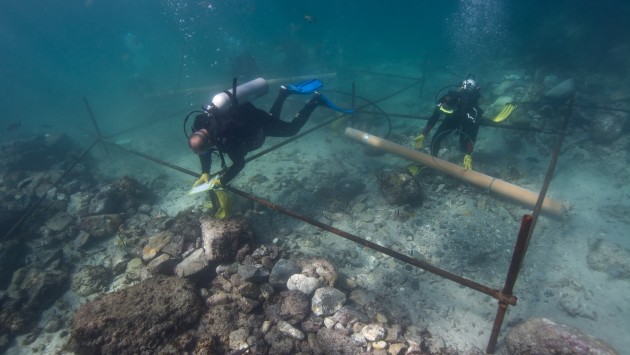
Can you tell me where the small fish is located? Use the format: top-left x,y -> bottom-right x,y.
304,14 -> 316,23
6,121 -> 22,131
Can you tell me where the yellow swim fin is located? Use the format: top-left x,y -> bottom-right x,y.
492,104 -> 516,123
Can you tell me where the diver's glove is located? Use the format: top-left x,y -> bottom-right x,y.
413,133 -> 426,150
463,154 -> 473,170
193,173 -> 210,187
209,176 -> 222,189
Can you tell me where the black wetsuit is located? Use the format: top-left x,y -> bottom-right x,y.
193,92 -> 319,184
422,89 -> 483,156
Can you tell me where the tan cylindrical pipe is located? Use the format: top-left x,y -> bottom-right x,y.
345,127 -> 568,218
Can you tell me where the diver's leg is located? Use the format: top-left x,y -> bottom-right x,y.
459,121 -> 480,154
269,87 -> 291,119
265,94 -> 320,137
430,120 -> 456,156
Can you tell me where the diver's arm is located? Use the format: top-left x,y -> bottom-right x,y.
220,151 -> 245,185
422,107 -> 441,135
199,153 -> 212,174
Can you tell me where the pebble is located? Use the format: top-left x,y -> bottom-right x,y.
324,317 -> 336,329
362,323 -> 386,342
287,274 -> 321,295
372,340 -> 388,350
375,313 -> 388,323
261,320 -> 271,333
351,332 -> 367,346
277,320 -> 305,340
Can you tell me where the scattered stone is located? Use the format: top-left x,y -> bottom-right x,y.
372,340 -> 388,350
362,323 -> 386,342
264,326 -> 295,354
544,78 -> 575,100
300,258 -> 337,286
555,279 -> 598,320
142,231 -> 172,262
279,290 -> 310,324
269,259 -> 300,289
74,231 -> 91,249
277,320 -> 305,340
351,332 -> 367,346
146,253 -> 177,275
302,313 -> 324,333
333,306 -> 369,328
261,320 -> 271,333
175,248 -> 208,278
72,276 -> 202,354
7,264 -> 69,312
388,342 -> 407,355
589,111 -> 626,144
125,257 -> 144,281
587,238 -> 630,280
317,328 -> 361,355
376,169 -> 423,206
200,216 -> 252,263
287,273 -> 321,295
236,282 -> 260,299
229,328 -> 249,350
237,264 -> 270,283
312,287 -> 346,316
71,265 -> 112,296
46,212 -> 73,232
324,317 -> 336,329
505,317 -> 617,355
79,214 -> 122,239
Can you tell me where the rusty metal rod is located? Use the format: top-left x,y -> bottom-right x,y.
83,97 -> 111,159
486,98 -> 572,353
486,214 -> 533,353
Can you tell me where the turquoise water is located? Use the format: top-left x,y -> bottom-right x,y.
1,0 -> 626,135
2,0 -> 629,353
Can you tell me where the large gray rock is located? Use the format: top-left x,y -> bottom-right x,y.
200,216 -> 252,263
376,169 -> 423,206
72,276 -> 202,354
505,317 -> 618,355
175,248 -> 208,278
311,287 -> 346,316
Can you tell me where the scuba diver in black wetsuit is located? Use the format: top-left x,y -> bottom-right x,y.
189,89 -> 321,185
413,75 -> 483,170
186,77 -> 324,218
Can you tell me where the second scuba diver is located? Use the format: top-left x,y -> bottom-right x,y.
413,75 -> 483,170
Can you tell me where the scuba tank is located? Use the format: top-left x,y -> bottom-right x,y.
208,77 -> 269,112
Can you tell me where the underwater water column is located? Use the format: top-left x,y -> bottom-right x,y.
447,0 -> 507,68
